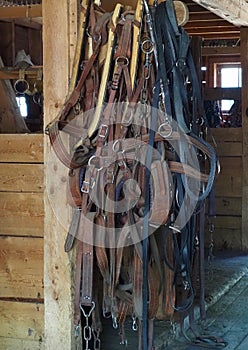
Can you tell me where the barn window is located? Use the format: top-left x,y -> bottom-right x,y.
16,96 -> 28,117
215,63 -> 242,111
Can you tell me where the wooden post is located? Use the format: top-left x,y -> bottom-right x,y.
43,0 -> 81,349
241,27 -> 248,250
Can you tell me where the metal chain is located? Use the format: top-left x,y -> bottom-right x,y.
92,328 -> 101,350
81,302 -> 95,350
207,221 -> 215,280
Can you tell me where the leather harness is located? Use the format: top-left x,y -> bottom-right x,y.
46,1 -> 218,349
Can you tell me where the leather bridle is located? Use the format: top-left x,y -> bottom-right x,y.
45,1 -> 218,349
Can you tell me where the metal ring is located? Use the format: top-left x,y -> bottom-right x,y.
158,122 -> 173,138
33,92 -> 43,106
141,39 -> 154,54
14,79 -> 29,94
112,139 -> 121,153
88,155 -> 104,171
115,56 -> 129,67
88,155 -> 97,167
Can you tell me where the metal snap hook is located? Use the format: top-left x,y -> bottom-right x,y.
112,316 -> 118,329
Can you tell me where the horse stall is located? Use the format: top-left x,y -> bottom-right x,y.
1,1 -> 248,350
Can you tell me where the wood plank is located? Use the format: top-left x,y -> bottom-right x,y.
0,193 -> 44,236
0,338 -> 44,350
0,164 -> 44,192
241,28 -> 248,250
214,197 -> 242,216
0,22 -> 14,66
215,174 -> 242,197
0,4 -> 42,19
208,127 -> 242,142
191,0 -> 248,27
0,134 -> 43,163
0,66 -> 43,80
214,142 -> 242,157
0,301 -> 44,341
218,156 -> 242,173
206,228 -> 242,250
214,216 -> 241,230
0,237 -> 43,299
203,87 -> 241,100
202,46 -> 240,56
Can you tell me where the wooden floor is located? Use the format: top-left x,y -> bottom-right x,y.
99,252 -> 248,349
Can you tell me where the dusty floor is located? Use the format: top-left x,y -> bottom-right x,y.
100,251 -> 248,349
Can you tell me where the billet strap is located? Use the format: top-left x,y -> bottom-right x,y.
78,211 -> 95,306
74,192 -> 95,325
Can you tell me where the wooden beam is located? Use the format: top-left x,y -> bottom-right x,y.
192,0 -> 248,27
0,18 -> 42,30
202,46 -> 240,56
194,33 -> 241,40
187,28 -> 240,37
43,0 -> 81,348
186,19 -> 239,28
0,4 -> 42,19
203,87 -> 241,100
0,66 -> 42,80
241,27 -> 248,250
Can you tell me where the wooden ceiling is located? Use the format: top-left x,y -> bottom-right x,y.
0,0 -> 248,40
184,0 -> 241,40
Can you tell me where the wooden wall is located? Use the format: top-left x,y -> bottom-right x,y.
207,128 -> 242,250
0,134 -> 44,350
0,21 -> 42,67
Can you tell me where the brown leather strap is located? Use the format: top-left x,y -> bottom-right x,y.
80,212 -> 95,306
74,191 -> 94,324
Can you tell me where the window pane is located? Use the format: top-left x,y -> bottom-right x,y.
221,67 -> 242,88
221,99 -> 234,111
16,96 -> 28,117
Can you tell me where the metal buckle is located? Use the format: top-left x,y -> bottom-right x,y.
81,181 -> 90,193
98,124 -> 109,140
